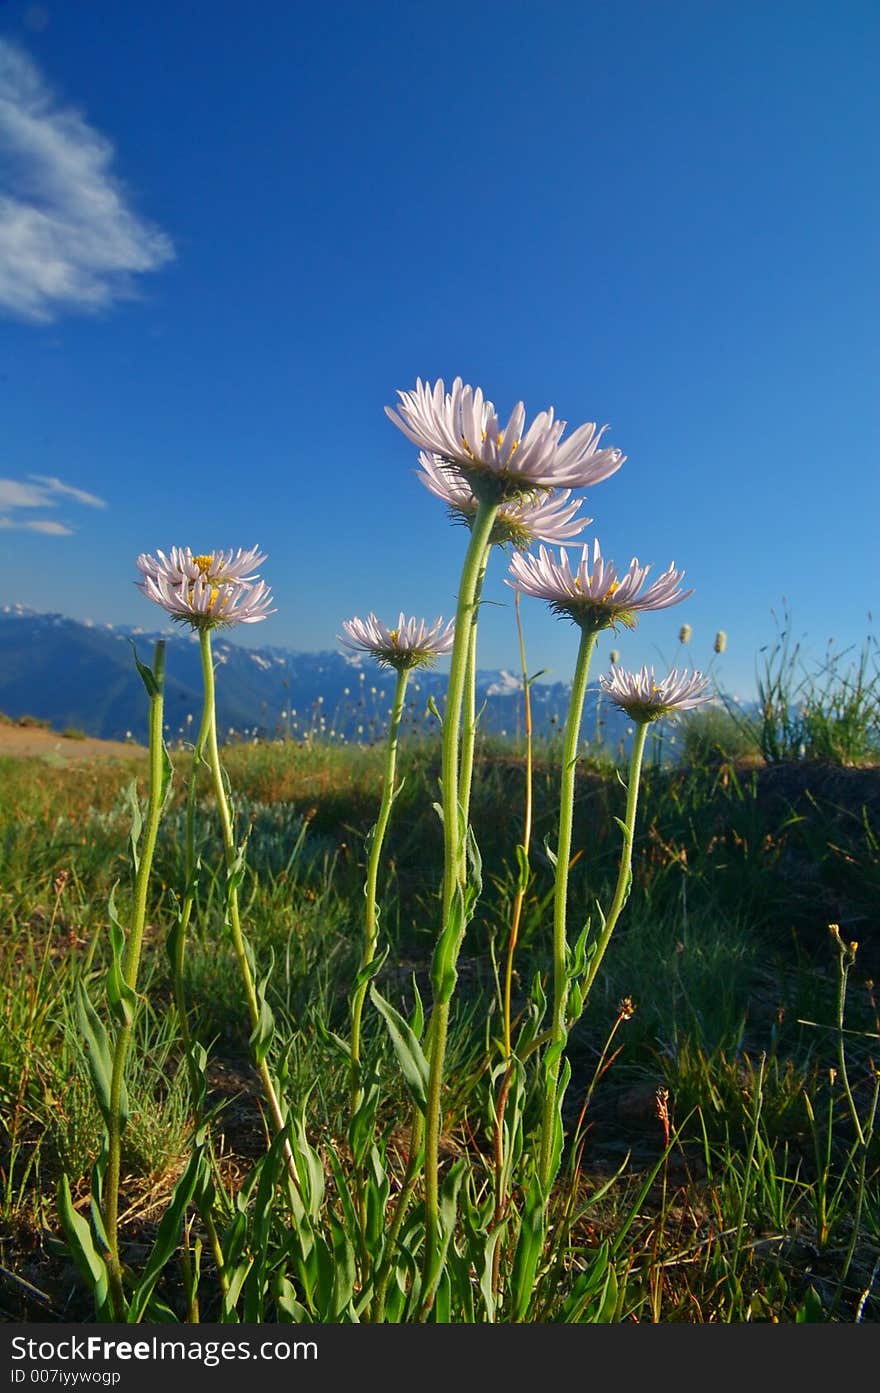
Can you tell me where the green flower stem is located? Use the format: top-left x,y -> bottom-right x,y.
350,664 -> 410,1110
198,630 -> 294,1174
502,589 -> 534,1060
423,496 -> 499,1305
492,591 -> 534,1298
172,701 -> 229,1300
580,720 -> 649,1004
458,545 -> 490,833
537,625 -> 598,1195
105,642 -> 167,1319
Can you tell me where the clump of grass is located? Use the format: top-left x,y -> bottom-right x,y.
678,705 -> 761,768
4,634 -> 880,1323
751,607 -> 880,766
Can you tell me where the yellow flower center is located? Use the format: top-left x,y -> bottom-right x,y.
389,629 -> 400,647
189,554 -> 221,611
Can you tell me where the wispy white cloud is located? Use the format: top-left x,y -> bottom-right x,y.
0,40 -> 174,323
27,473 -> 106,508
0,514 -> 73,535
0,477 -> 48,508
0,472 -> 107,535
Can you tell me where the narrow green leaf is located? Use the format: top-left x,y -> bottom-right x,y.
369,985 -> 429,1111
510,1176 -> 546,1321
426,694 -> 443,726
124,779 -> 143,878
795,1285 -> 825,1322
106,894 -> 137,1029
76,980 -> 126,1126
130,640 -> 160,699
57,1174 -> 110,1313
127,1147 -> 205,1322
351,942 -> 390,995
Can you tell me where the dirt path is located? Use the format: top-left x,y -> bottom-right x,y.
0,724 -> 146,761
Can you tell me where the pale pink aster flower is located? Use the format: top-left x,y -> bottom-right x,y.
417,451 -> 591,549
507,539 -> 693,632
599,665 -> 712,722
136,547 -> 275,629
386,377 -> 624,501
339,612 -> 455,672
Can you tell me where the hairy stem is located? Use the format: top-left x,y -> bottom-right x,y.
537,625 -> 597,1194
105,642 -> 167,1319
199,629 -> 296,1181
423,497 -> 498,1308
350,665 -> 410,1111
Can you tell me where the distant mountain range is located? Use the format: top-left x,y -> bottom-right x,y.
0,604 -> 635,750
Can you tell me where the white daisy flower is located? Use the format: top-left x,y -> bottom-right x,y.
386,377 -> 624,501
599,665 -> 712,722
136,546 -> 275,629
507,539 -> 692,632
417,451 -> 591,548
339,612 -> 455,671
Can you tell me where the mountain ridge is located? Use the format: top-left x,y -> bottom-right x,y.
0,605 -> 632,749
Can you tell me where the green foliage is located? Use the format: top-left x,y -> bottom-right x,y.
2,707 -> 879,1323
751,607 -> 880,766
678,705 -> 759,767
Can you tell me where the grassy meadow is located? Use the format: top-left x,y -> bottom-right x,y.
0,661 -> 879,1324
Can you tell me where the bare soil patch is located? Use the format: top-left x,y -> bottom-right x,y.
0,724 -> 145,762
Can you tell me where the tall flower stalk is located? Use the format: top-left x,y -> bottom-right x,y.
387,376 -> 624,1304
104,641 -> 169,1318
425,497 -> 499,1285
585,666 -> 712,1001
339,612 -> 455,1110
197,626 -> 292,1150
135,547 -> 295,1179
168,698 -> 229,1300
458,544 -> 490,831
538,624 -> 598,1189
509,545 -> 694,1195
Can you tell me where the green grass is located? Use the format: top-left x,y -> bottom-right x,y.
0,732 -> 878,1322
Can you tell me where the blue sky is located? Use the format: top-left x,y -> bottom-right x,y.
0,0 -> 877,701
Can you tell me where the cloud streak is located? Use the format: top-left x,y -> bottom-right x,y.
28,473 -> 107,508
0,40 -> 174,322
0,515 -> 73,535
0,472 -> 107,535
